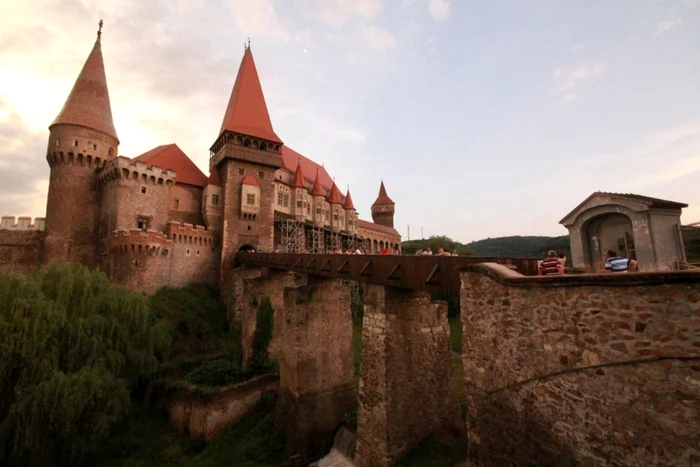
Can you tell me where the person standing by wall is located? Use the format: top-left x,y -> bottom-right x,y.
602,249 -> 638,273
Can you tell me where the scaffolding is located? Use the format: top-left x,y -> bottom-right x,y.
281,219 -> 304,253
328,228 -> 343,252
306,224 -> 324,253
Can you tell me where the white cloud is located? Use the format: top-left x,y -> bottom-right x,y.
553,63 -> 603,91
427,0 -> 451,21
229,0 -> 292,42
563,93 -> 578,103
654,17 -> 682,36
363,26 -> 397,51
316,0 -> 384,27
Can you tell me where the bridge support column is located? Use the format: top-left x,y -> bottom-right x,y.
356,285 -> 462,466
275,276 -> 356,463
239,269 -> 305,367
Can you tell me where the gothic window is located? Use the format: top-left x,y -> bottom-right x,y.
211,195 -> 219,206
283,194 -> 289,207
174,199 -> 179,209
278,192 -> 284,205
238,168 -> 244,176
244,138 -> 251,147
316,207 -> 321,214
247,193 -> 256,205
260,143 -> 267,151
334,214 -> 339,221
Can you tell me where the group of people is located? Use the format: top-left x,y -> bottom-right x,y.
538,249 -> 638,275
415,247 -> 459,256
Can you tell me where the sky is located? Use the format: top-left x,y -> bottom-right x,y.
1,0 -> 699,243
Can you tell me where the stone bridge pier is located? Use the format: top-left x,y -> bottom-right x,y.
274,276 -> 356,463
356,284 -> 463,466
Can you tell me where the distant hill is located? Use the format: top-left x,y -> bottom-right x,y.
466,235 -> 570,259
402,235 -> 571,259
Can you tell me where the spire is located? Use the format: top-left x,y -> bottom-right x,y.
343,188 -> 355,210
291,159 -> 306,188
311,168 -> 325,196
328,182 -> 342,204
50,21 -> 118,142
219,47 -> 282,143
372,181 -> 394,206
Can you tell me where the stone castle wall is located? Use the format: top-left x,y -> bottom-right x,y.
165,374 -> 278,440
0,228 -> 45,275
165,222 -> 219,288
460,264 -> 700,466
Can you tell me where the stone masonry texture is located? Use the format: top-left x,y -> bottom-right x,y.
275,276 -> 356,464
355,284 -> 462,467
460,265 -> 700,466
0,231 -> 45,275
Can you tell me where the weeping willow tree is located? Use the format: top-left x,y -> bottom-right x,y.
0,262 -> 172,467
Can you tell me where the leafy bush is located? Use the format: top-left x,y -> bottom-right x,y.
0,262 -> 171,466
186,359 -> 241,387
248,298 -> 275,375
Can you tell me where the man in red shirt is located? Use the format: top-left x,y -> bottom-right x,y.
538,250 -> 564,275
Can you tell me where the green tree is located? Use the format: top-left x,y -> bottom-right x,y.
0,263 -> 171,466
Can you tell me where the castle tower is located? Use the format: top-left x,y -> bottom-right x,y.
371,181 -> 395,228
290,160 -> 307,221
209,44 -> 283,270
310,169 -> 326,227
343,188 -> 357,234
44,21 -> 119,267
327,181 -> 343,231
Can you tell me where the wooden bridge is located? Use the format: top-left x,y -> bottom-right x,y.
235,252 -> 539,295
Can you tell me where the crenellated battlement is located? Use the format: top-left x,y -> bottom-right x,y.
166,221 -> 218,247
98,156 -> 177,185
46,151 -> 109,170
1,216 -> 46,231
110,228 -> 174,256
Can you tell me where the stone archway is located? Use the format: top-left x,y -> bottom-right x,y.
583,213 -> 635,272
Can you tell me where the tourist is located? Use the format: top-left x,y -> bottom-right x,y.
422,248 -> 433,256
437,247 -> 451,256
451,249 -> 458,256
538,250 -> 563,275
602,249 -> 638,273
415,248 -> 423,255
558,252 -> 567,269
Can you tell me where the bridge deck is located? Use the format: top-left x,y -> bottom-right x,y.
235,253 -> 539,295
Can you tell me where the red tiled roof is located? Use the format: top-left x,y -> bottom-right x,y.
357,219 -> 400,237
219,48 -> 282,143
372,181 -> 394,206
134,144 -> 207,187
291,160 -> 306,188
208,168 -> 221,186
310,168 -> 325,196
343,189 -> 355,210
328,182 -> 342,204
50,35 -> 119,142
241,174 -> 260,186
281,146 -> 333,190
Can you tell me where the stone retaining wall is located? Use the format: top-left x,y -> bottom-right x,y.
460,264 -> 700,466
165,374 -> 278,440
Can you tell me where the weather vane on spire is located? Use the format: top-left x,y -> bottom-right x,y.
97,19 -> 104,42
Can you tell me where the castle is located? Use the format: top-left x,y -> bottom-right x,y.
0,25 -> 401,293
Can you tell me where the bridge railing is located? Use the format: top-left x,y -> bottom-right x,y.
235,253 -> 540,295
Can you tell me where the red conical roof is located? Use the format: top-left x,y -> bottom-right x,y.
50,28 -> 118,142
328,182 -> 342,204
343,189 -> 355,210
311,169 -> 325,196
372,181 -> 394,206
291,160 -> 306,188
219,47 -> 282,143
134,144 -> 208,187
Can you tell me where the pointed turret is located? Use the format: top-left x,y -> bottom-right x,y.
343,188 -> 355,210
311,169 -> 325,196
371,180 -> 395,228
372,181 -> 394,207
291,160 -> 306,188
50,20 -> 118,142
218,47 -> 282,143
328,182 -> 342,204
